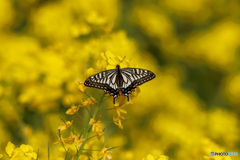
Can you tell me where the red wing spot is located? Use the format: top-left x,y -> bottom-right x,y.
119,91 -> 122,95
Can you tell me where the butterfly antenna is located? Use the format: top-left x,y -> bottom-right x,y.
119,56 -> 126,63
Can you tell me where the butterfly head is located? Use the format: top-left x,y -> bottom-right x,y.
116,65 -> 120,70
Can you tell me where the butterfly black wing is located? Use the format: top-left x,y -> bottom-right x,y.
84,69 -> 117,90
121,68 -> 156,88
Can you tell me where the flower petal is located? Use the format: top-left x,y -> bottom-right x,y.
5,142 -> 15,157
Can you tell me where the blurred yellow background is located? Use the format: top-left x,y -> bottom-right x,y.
0,0 -> 239,159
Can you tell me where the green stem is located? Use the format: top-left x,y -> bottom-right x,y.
99,107 -> 116,112
68,97 -> 73,106
74,93 -> 105,160
107,146 -> 119,151
84,92 -> 97,113
48,142 -> 50,160
83,146 -> 119,152
98,104 -> 123,113
58,129 -> 67,152
83,149 -> 102,151
65,149 -> 69,160
85,107 -> 93,118
86,134 -> 98,140
93,93 -> 105,118
37,149 -> 39,160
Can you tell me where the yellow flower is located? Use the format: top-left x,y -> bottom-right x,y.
54,135 -> 66,146
96,57 -> 108,71
97,130 -> 105,143
5,141 -> 15,157
184,21 -> 240,69
58,120 -> 73,131
143,154 -> 168,160
10,148 -> 25,159
114,103 -> 127,116
5,142 -> 37,160
101,51 -> 129,70
0,154 -> 3,158
20,144 -> 34,153
113,116 -> 125,129
20,144 -> 37,159
89,118 -> 95,125
70,22 -> 91,37
0,0 -> 14,29
81,98 -> 97,108
63,132 -> 78,144
89,118 -> 102,132
61,132 -> 86,149
66,105 -> 80,115
144,154 -> 155,160
85,68 -> 95,77
101,147 -> 112,160
133,8 -> 173,40
158,155 -> 168,160
86,11 -> 107,25
74,137 -> 86,150
78,83 -> 87,93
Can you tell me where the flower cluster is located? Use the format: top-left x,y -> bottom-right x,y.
3,142 -> 37,160
142,154 -> 168,160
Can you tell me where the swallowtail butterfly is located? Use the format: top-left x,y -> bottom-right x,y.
84,65 -> 155,103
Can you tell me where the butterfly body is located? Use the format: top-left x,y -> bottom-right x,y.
84,65 -> 155,103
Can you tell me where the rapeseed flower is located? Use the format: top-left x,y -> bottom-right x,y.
78,83 -> 87,93
89,118 -> 102,133
6,142 -> 15,157
100,51 -> 130,70
66,105 -> 80,115
113,116 -> 125,129
74,137 -> 86,150
54,135 -> 66,146
86,68 -> 95,78
97,130 -> 105,143
61,132 -> 86,150
5,142 -> 37,160
184,21 -> 240,70
114,103 -> 127,117
81,98 -> 97,108
58,120 -> 73,131
143,154 -> 168,160
101,147 -> 113,160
